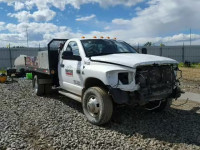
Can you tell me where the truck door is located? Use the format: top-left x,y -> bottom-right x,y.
58,41 -> 83,95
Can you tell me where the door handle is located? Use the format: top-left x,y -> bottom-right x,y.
76,70 -> 81,74
60,64 -> 65,67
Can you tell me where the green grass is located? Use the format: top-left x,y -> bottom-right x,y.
0,68 -> 7,74
179,62 -> 200,68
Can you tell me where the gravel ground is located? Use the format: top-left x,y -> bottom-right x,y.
0,79 -> 200,150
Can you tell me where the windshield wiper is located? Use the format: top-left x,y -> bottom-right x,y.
116,52 -> 134,54
89,52 -> 135,57
90,53 -> 115,57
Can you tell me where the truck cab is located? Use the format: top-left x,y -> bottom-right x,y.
31,38 -> 182,125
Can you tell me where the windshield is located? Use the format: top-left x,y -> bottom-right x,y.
81,39 -> 137,57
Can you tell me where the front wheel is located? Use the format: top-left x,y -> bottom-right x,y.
82,87 -> 113,125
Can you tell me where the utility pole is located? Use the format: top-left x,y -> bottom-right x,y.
190,28 -> 191,46
26,27 -> 29,47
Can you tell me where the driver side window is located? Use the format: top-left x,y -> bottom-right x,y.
66,41 -> 80,56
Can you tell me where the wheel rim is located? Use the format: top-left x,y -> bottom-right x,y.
34,78 -> 38,94
86,96 -> 100,117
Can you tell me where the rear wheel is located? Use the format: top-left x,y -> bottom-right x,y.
82,87 -> 113,125
33,75 -> 44,96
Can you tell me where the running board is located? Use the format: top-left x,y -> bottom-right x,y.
58,90 -> 82,103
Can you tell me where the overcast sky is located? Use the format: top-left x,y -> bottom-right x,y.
0,0 -> 199,47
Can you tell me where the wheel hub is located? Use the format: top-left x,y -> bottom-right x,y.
34,78 -> 38,93
87,97 -> 100,116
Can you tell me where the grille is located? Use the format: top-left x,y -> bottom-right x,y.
136,65 -> 175,88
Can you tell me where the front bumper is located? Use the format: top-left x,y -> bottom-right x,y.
109,85 -> 182,105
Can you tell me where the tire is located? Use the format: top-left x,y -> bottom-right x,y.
45,84 -> 52,95
82,87 -> 113,125
33,75 -> 44,96
19,68 -> 25,77
145,98 -> 172,112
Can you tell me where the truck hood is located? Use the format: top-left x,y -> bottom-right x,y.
91,53 -> 178,68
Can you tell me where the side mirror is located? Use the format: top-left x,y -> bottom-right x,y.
141,48 -> 147,54
62,51 -> 82,61
62,51 -> 73,59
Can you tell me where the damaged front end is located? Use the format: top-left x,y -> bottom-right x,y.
135,64 -> 182,105
109,64 -> 182,106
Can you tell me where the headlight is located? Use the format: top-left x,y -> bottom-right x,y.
107,71 -> 138,91
118,73 -> 128,84
118,72 -> 134,85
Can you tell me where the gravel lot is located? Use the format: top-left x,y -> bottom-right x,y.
0,79 -> 200,150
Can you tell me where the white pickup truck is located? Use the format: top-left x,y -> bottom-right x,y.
26,38 -> 182,125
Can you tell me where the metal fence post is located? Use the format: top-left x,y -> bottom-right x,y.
9,43 -> 12,68
39,43 -> 41,51
182,45 -> 185,62
160,46 -> 163,56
